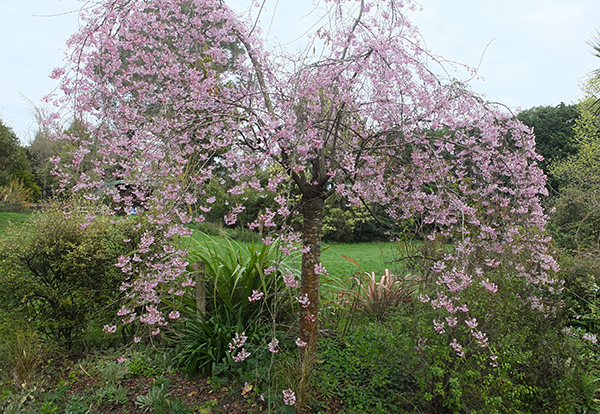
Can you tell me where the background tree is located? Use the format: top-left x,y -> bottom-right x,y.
0,121 -> 28,186
0,120 -> 40,205
551,75 -> 600,249
517,103 -> 579,193
49,0 -> 558,377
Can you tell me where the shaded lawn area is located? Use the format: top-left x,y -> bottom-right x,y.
0,211 -> 29,235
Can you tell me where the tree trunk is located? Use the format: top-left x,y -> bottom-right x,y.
300,195 -> 325,355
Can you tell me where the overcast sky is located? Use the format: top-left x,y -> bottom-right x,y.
1,0 -> 599,143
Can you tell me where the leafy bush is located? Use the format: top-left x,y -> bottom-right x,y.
317,269 -> 600,413
0,201 -> 132,350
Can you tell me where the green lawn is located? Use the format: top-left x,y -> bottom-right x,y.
0,212 -> 30,235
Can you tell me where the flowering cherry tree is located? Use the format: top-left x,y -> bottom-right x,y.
48,0 -> 558,364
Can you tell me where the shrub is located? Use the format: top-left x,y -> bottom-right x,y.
317,267 -> 600,413
0,201 -> 132,350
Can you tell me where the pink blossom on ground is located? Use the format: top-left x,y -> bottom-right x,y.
241,382 -> 252,395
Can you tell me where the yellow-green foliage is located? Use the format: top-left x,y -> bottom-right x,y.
551,75 -> 600,249
0,179 -> 33,212
0,202 -> 132,350
552,76 -> 600,188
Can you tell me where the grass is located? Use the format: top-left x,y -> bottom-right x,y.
0,211 -> 30,234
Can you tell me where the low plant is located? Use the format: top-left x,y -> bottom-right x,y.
340,268 -> 419,320
135,377 -> 177,414
173,236 -> 297,377
93,384 -> 128,406
0,330 -> 47,390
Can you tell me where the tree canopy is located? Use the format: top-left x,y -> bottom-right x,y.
0,120 -> 28,188
48,0 -> 559,364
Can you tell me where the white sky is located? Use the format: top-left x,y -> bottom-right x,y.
1,0 -> 599,143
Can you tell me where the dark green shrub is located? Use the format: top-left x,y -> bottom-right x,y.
0,201 -> 132,350
317,270 -> 599,413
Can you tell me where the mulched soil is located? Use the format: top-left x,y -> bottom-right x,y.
68,370 -> 263,413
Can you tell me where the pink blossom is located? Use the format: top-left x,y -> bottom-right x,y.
465,318 -> 478,329
282,389 -> 296,406
229,332 -> 248,352
268,338 -> 280,353
103,325 -> 117,334
248,290 -> 264,302
473,330 -> 489,347
450,339 -> 465,358
314,263 -> 328,276
297,293 -> 310,308
433,319 -> 445,334
232,348 -> 251,363
480,279 -> 498,293
283,273 -> 299,288
295,338 -> 307,347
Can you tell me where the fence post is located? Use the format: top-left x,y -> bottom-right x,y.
194,261 -> 206,319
